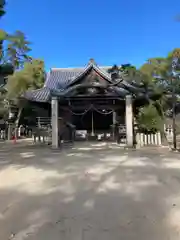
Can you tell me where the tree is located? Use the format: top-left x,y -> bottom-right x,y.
0,1 -> 15,120
108,64 -> 121,81
23,58 -> 45,89
108,59 -> 176,132
0,1 -> 11,81
6,31 -> 31,69
135,49 -> 180,145
0,31 -> 14,87
136,103 -> 163,133
0,0 -> 43,140
6,58 -> 45,129
140,49 -> 180,95
0,28 -> 32,122
0,29 -> 6,61
108,63 -> 139,84
7,58 -> 45,98
0,0 -> 5,18
108,63 -> 155,94
0,0 -> 6,62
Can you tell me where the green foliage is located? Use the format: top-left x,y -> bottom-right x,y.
23,59 -> 45,89
0,1 -> 35,121
136,103 -> 163,132
136,47 -> 180,133
6,58 -> 45,99
0,0 -> 5,18
140,51 -> 180,94
6,31 -> 31,69
108,63 -> 140,83
120,64 -> 137,81
108,63 -> 154,91
0,0 -> 6,62
0,29 -> 6,41
0,63 -> 13,75
0,29 -> 6,61
108,64 -> 121,81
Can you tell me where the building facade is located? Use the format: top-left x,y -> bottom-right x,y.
24,60 -> 158,148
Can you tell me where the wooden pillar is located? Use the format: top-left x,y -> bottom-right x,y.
125,95 -> 133,147
51,96 -> 59,148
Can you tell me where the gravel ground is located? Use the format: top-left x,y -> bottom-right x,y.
0,141 -> 180,239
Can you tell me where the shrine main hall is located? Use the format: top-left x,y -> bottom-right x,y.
24,59 -> 157,148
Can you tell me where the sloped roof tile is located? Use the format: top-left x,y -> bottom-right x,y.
24,63 -> 146,102
25,64 -> 114,102
44,64 -> 112,90
24,87 -> 51,102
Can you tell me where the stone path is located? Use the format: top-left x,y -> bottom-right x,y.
0,141 -> 180,239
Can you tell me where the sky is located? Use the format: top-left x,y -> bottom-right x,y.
1,0 -> 180,70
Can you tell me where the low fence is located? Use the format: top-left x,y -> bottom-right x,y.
136,132 -> 162,147
135,124 -> 177,147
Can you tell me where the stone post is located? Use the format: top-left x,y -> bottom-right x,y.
112,111 -> 116,140
7,124 -> 12,141
125,95 -> 133,147
51,96 -> 59,148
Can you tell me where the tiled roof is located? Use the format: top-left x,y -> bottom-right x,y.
44,64 -> 112,90
24,87 -> 51,102
44,68 -> 83,90
24,63 -> 113,102
24,62 -> 145,102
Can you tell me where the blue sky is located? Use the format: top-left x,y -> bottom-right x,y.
1,0 -> 180,70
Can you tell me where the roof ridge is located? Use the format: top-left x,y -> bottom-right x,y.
51,67 -> 84,70
51,66 -> 112,71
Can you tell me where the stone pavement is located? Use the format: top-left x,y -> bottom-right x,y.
0,141 -> 180,239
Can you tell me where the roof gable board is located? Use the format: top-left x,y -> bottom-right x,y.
67,63 -> 112,87
44,63 -> 112,90
67,64 -> 112,88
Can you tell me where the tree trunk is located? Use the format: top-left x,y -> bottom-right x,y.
14,107 -> 23,139
161,114 -> 170,147
156,100 -> 171,147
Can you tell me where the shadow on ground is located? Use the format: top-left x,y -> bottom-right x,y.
0,142 -> 180,239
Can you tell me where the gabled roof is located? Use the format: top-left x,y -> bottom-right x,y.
24,60 -> 156,103
44,63 -> 112,90
24,62 -> 115,102
66,63 -> 113,87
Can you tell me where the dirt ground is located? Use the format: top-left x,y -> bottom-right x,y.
0,141 -> 180,239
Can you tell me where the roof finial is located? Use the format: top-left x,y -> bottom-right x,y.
88,58 -> 96,65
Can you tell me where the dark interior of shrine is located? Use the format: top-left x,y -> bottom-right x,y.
72,110 -> 113,131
